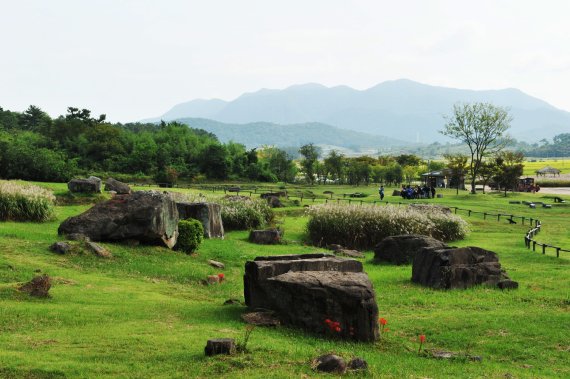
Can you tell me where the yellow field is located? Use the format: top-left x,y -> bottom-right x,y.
523,157 -> 570,176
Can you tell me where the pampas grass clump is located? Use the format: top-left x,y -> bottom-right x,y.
0,181 -> 56,222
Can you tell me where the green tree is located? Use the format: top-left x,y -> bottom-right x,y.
441,103 -> 512,194
494,151 -> 524,196
298,143 -> 320,184
324,150 -> 344,183
444,153 -> 469,194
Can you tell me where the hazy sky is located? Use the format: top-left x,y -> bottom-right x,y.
1,0 -> 570,122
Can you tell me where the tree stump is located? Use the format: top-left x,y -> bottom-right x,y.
204,338 -> 236,356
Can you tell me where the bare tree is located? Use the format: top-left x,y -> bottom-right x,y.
441,103 -> 512,194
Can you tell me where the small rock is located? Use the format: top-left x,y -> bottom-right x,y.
34,269 -> 42,273
207,275 -> 220,284
50,242 -> 71,255
248,229 -> 282,245
469,355 -> 483,362
223,298 -> 241,306
208,260 -> 225,269
328,244 -> 343,251
335,249 -> 365,258
85,241 -> 113,258
204,338 -> 236,356
313,354 -> 346,374
498,279 -> 519,290
432,350 -> 454,359
19,275 -> 51,298
347,357 -> 368,371
241,311 -> 281,326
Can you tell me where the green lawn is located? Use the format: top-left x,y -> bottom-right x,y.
0,184 -> 569,378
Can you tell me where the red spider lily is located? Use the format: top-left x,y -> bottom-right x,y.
334,326 -> 341,333
217,273 -> 225,280
418,334 -> 426,353
379,318 -> 387,326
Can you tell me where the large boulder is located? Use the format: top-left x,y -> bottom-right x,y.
68,176 -> 102,194
244,254 -> 379,342
374,234 -> 448,265
176,202 -> 224,239
412,246 -> 517,290
104,178 -> 131,194
58,191 -> 179,248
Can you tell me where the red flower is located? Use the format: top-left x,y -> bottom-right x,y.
379,317 -> 387,326
217,273 -> 225,280
334,326 -> 341,333
419,335 -> 426,343
325,319 -> 332,325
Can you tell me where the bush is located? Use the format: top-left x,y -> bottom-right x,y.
536,180 -> 570,188
0,181 -> 55,222
219,196 -> 274,230
176,219 -> 203,253
306,204 -> 469,249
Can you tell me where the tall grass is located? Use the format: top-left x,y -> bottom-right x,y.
306,203 -> 469,249
0,181 -> 56,222
172,192 -> 273,230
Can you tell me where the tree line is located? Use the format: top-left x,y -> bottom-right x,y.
0,105 -> 297,183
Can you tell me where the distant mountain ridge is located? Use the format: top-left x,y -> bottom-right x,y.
146,79 -> 570,142
176,118 -> 407,151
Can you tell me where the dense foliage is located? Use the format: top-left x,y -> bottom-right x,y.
219,196 -> 274,230
0,181 -> 55,222
176,219 -> 204,253
306,203 -> 469,249
0,106 -> 296,183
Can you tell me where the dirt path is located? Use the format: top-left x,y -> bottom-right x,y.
537,187 -> 570,196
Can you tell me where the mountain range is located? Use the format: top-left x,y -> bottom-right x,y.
145,79 -> 570,143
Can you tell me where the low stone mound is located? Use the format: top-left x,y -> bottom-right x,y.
374,234 -> 448,265
249,229 -> 281,244
244,254 -> 379,342
412,246 -> 517,290
260,191 -> 287,198
176,202 -> 224,238
19,275 -> 51,297
104,178 -> 131,194
68,176 -> 102,194
265,196 -> 284,208
58,191 -> 179,248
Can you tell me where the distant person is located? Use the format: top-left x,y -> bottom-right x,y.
431,186 -> 436,198
379,185 -> 385,201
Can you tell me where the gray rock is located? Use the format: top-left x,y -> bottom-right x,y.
176,202 -> 224,239
208,259 -> 225,269
335,249 -> 365,259
498,279 -> 519,290
66,233 -> 90,242
412,246 -> 517,290
85,241 -> 112,258
49,241 -> 71,254
244,254 -> 378,342
241,311 -> 281,326
249,229 -> 281,244
374,234 -> 448,265
68,176 -> 102,194
348,357 -> 368,371
265,196 -> 284,208
58,191 -> 179,248
104,178 -> 131,194
314,354 -> 346,374
204,338 -> 236,356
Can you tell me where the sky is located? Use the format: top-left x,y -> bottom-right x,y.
1,0 -> 570,122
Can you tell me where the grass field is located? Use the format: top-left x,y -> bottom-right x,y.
1,183 -> 569,378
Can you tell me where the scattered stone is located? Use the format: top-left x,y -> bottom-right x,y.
176,202 -> 224,239
85,241 -> 112,258
313,354 -> 346,374
58,191 -> 179,248
374,234 -> 448,265
260,191 -> 287,198
509,201 -> 521,204
208,259 -> 225,269
430,350 -> 483,362
244,254 -> 379,341
431,350 -> 454,359
412,246 -> 518,290
329,244 -> 343,251
265,196 -> 284,208
19,275 -> 51,297
104,178 -> 131,194
207,275 -> 221,285
49,241 -> 71,255
204,338 -> 236,356
249,229 -> 282,245
529,203 -> 536,208
542,204 -> 552,209
392,190 -> 401,196
498,279 -> 519,290
347,357 -> 368,371
67,176 -> 102,194
223,298 -> 241,306
241,311 -> 281,326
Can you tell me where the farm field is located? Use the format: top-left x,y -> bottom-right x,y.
0,183 -> 569,378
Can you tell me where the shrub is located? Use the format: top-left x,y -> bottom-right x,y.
306,204 -> 469,249
176,219 -> 203,253
0,181 -> 55,222
219,196 -> 274,230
